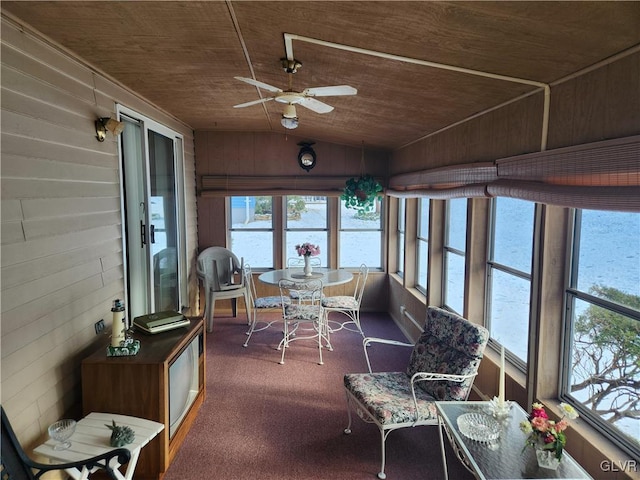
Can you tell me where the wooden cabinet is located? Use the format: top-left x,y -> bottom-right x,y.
81,317 -> 205,480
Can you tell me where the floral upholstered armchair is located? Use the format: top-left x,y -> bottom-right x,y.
343,306 -> 489,479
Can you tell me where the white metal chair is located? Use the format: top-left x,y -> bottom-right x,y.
322,263 -> 369,337
196,246 -> 250,332
243,264 -> 290,348
277,279 -> 330,365
343,306 -> 489,479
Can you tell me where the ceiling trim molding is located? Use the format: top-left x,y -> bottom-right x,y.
283,33 -> 551,153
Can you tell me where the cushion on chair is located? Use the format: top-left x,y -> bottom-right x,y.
321,296 -> 357,309
344,372 -> 439,425
255,296 -> 289,309
406,306 -> 489,401
284,304 -> 322,320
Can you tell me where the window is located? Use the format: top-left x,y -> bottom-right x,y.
443,198 -> 467,313
416,198 -> 430,294
285,196 -> 328,266
563,209 -> 640,458
397,198 -> 405,276
339,197 -> 383,268
486,198 -> 534,367
229,196 -> 274,269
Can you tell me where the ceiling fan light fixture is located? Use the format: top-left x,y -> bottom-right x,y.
282,104 -> 297,118
281,104 -> 299,129
281,116 -> 299,129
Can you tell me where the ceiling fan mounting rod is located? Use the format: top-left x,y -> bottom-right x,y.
281,58 -> 302,74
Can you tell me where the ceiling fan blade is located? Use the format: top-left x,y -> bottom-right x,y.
298,97 -> 334,114
302,85 -> 357,97
234,76 -> 282,93
233,97 -> 274,108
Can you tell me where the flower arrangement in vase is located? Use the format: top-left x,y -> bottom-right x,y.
520,402 -> 579,469
295,243 -> 320,276
295,243 -> 320,257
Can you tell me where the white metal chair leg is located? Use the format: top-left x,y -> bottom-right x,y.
377,428 -> 387,480
343,390 -> 354,435
438,416 -> 449,480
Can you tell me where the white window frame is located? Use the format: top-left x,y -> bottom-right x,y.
443,198 -> 466,314
416,198 -> 430,295
485,197 -> 535,371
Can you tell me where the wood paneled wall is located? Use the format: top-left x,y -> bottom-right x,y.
195,131 -> 389,248
0,17 -> 198,449
391,52 -> 639,176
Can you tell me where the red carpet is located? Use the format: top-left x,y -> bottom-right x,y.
164,312 -> 475,479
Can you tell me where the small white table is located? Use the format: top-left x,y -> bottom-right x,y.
34,412 -> 164,480
258,267 -> 353,287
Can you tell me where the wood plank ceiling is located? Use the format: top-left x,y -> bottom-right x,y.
2,1 -> 639,151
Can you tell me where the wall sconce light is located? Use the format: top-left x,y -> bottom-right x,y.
297,141 -> 316,172
95,117 -> 125,142
280,104 -> 299,130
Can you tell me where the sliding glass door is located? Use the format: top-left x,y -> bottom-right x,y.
118,106 -> 186,320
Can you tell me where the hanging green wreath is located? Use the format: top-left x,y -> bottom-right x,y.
341,174 -> 383,212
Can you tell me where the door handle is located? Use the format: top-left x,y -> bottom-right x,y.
150,224 -> 156,244
140,221 -> 146,246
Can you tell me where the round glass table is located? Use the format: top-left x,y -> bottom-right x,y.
258,268 -> 353,286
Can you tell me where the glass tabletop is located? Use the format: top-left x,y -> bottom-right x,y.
257,268 -> 353,287
436,401 -> 593,480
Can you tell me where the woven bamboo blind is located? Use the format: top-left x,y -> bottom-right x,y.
200,175 -> 363,197
387,135 -> 640,211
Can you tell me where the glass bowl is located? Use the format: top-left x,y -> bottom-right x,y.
48,419 -> 76,450
456,412 -> 500,443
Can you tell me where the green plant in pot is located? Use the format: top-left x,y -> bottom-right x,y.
341,174 -> 383,212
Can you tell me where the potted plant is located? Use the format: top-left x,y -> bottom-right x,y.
341,174 -> 383,212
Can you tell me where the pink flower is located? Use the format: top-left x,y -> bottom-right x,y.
531,416 -> 548,431
531,405 -> 548,419
556,419 -> 568,432
295,243 -> 320,256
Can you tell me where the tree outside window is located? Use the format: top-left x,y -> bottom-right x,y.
564,209 -> 640,459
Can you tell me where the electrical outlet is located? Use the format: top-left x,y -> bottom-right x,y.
95,319 -> 105,335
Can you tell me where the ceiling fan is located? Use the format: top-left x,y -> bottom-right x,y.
233,60 -> 357,129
